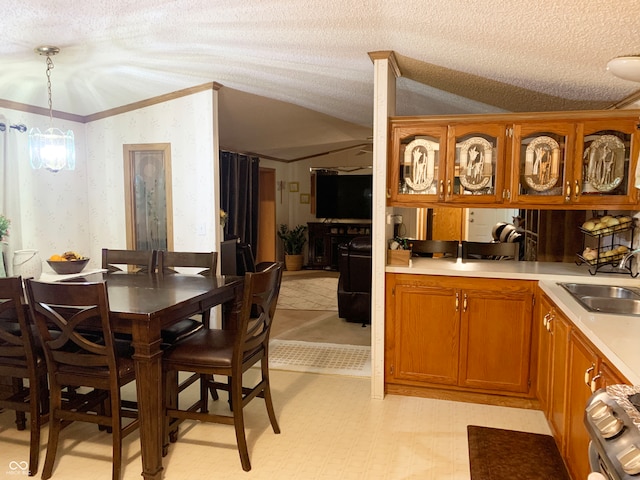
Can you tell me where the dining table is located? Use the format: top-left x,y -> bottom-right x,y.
58,270 -> 244,480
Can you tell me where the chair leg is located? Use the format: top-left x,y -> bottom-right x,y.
12,378 -> 26,430
28,377 -> 42,476
231,383 -> 250,472
111,393 -> 122,480
42,385 -> 63,480
261,360 -> 280,434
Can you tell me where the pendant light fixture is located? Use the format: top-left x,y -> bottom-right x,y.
28,46 -> 75,172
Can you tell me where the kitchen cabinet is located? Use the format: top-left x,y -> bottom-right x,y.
388,110 -> 640,209
536,293 -> 570,444
535,288 -> 631,480
565,329 -> 600,480
385,274 -> 535,396
388,120 -> 507,206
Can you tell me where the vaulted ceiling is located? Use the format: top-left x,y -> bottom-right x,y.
3,1 -> 640,161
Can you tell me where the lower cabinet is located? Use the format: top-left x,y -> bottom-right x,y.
385,274 -> 535,396
565,329 -> 599,480
537,294 -> 570,444
537,290 -> 630,480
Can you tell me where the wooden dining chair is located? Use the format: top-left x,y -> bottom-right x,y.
25,279 -> 139,480
461,241 -> 520,261
101,248 -> 156,273
156,251 -> 219,395
410,240 -> 459,258
162,262 -> 283,471
0,276 -> 49,476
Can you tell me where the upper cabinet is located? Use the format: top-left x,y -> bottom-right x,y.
389,110 -> 640,209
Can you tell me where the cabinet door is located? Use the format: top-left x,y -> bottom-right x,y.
565,329 -> 599,480
388,277 -> 460,385
598,360 -> 628,388
548,307 -> 570,445
572,118 -> 640,207
458,285 -> 533,393
445,123 -> 507,204
509,122 -> 575,206
388,123 -> 448,205
536,294 -> 554,413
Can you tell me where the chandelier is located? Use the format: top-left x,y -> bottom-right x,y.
28,46 -> 75,172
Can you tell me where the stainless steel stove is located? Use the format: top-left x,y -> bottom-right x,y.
585,385 -> 640,479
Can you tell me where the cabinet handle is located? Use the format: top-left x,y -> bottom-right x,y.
505,189 -> 511,200
565,181 -> 571,202
543,312 -> 550,328
584,364 -> 595,387
439,180 -> 444,198
455,292 -> 459,312
591,373 -> 602,393
447,179 -> 452,195
574,180 -> 580,200
463,293 -> 468,312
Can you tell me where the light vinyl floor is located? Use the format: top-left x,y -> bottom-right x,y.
0,369 -> 550,480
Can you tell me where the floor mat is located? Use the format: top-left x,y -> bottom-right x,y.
467,425 -> 570,480
277,275 -> 338,311
269,339 -> 371,377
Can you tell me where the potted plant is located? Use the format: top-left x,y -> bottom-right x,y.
278,224 -> 307,271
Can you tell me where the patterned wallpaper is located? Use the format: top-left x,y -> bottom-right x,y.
1,89 -> 217,274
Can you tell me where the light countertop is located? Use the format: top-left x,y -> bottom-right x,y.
387,258 -> 640,385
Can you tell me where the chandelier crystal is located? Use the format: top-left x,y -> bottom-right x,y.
28,46 -> 75,172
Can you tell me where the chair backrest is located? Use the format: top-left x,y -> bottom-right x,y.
157,251 -> 217,276
0,276 -> 38,375
25,280 -> 122,383
235,263 -> 283,362
461,241 -> 520,261
102,248 -> 156,273
410,240 -> 459,258
236,243 -> 256,275
220,239 -> 239,275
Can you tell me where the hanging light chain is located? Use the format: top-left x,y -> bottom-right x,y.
45,54 -> 54,124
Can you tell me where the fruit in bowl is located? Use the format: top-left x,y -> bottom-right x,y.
47,251 -> 90,274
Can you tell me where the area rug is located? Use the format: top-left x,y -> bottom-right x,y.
467,426 -> 570,480
277,273 -> 339,311
268,339 -> 371,377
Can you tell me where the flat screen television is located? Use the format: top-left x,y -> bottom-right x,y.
315,174 -> 372,220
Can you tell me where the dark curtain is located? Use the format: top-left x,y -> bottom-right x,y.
219,151 -> 260,252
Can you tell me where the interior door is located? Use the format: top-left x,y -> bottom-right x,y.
430,207 -> 464,241
123,143 -> 174,251
257,167 -> 276,263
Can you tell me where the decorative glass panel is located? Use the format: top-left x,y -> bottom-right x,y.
519,132 -> 565,196
132,150 -> 168,250
454,133 -> 496,195
581,130 -> 629,196
399,135 -> 440,195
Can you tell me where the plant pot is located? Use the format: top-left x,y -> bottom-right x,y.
284,254 -> 304,271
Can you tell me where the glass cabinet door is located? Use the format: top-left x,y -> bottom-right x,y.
447,123 -> 505,204
389,124 -> 447,204
510,123 -> 574,206
573,119 -> 638,205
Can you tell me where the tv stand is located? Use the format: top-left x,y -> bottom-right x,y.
307,222 -> 371,270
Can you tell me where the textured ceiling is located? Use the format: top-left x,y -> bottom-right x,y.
3,0 -> 640,161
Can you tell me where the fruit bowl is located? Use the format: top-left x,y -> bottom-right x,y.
47,258 -> 90,275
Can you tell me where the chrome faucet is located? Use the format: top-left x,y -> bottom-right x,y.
618,248 -> 640,269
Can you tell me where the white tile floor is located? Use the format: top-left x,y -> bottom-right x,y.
0,369 -> 551,480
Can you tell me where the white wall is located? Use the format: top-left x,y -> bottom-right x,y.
0,107 -> 89,270
1,89 -> 217,272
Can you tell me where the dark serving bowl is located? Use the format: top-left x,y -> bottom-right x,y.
47,258 -> 90,275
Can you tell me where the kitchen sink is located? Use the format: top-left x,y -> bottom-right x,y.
578,296 -> 640,315
558,283 -> 640,316
560,283 -> 640,300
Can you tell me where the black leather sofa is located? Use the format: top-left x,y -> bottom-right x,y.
337,236 -> 372,324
